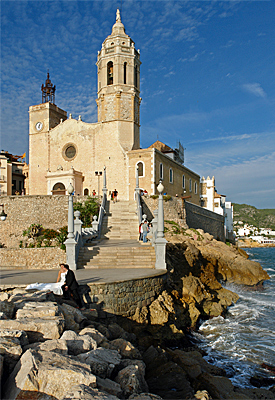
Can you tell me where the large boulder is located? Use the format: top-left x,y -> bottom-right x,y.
115,364 -> 149,397
79,327 -> 107,346
0,336 -> 22,373
0,316 -> 65,343
146,360 -> 194,399
149,291 -> 175,325
61,384 -> 120,400
60,330 -> 97,355
24,338 -> 68,355
16,301 -> 62,319
128,394 -> 163,400
9,290 -> 56,309
59,303 -> 86,331
0,300 -> 15,318
0,292 -> 9,301
77,347 -> 121,379
195,372 -> 236,400
96,376 -> 122,397
199,241 -> 270,286
0,329 -> 29,346
107,338 -> 142,360
3,349 -> 96,400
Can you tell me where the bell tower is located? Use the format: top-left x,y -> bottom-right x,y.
28,72 -> 67,194
96,9 -> 141,150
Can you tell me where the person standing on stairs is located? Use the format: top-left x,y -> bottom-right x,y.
142,220 -> 149,243
113,189 -> 118,203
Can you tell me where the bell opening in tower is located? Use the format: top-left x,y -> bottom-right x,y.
124,62 -> 127,84
107,61 -> 113,85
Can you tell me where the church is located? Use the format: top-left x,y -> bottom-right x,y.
27,10 -> 200,205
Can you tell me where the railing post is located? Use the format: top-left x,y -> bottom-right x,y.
151,209 -> 158,247
135,165 -> 142,224
155,181 -> 167,269
102,165 -> 107,198
92,215 -> 99,234
74,210 -> 83,247
135,164 -> 139,194
65,183 -> 77,270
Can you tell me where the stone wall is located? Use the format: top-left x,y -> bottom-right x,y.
0,195 -> 88,248
0,247 -> 66,268
185,201 -> 225,242
141,196 -> 187,228
87,273 -> 166,316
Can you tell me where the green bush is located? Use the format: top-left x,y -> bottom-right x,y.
56,226 -> 68,249
73,197 -> 99,227
23,224 -> 42,238
42,228 -> 59,240
163,195 -> 172,201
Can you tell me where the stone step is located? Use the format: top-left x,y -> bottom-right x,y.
79,258 -> 155,264
79,263 -> 155,269
80,246 -> 153,252
79,252 -> 154,258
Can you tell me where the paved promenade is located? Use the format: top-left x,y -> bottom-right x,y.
0,268 -> 167,289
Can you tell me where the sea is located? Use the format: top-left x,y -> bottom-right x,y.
192,247 -> 275,388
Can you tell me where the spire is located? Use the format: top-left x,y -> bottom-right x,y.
41,71 -> 56,104
111,8 -> 126,35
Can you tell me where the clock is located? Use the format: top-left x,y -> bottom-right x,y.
35,122 -> 43,131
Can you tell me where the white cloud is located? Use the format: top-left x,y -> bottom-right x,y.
242,83 -> 266,98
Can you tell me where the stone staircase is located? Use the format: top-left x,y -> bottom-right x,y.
102,200 -> 139,240
77,200 -> 156,269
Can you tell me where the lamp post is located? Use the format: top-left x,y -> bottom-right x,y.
102,166 -> 107,198
135,165 -> 139,195
0,204 -> 7,221
95,171 -> 102,199
155,180 -> 167,269
65,183 -> 77,270
157,181 -> 164,238
67,183 -> 75,239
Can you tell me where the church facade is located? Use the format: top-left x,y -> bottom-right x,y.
28,10 -> 200,205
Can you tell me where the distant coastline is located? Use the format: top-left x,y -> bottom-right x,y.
237,239 -> 275,248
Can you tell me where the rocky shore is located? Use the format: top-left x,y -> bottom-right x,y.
1,229 -> 274,400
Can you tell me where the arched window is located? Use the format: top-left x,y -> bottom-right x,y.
169,168 -> 173,183
159,163 -> 163,180
107,61 -> 113,85
84,188 -> 89,196
137,161 -> 144,177
182,175 -> 185,189
194,182 -> 198,194
124,62 -> 127,84
134,65 -> 138,87
52,182 -> 66,195
189,178 -> 192,192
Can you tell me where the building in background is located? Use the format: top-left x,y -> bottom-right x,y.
27,10 -> 200,204
0,151 -> 26,196
200,176 -> 234,242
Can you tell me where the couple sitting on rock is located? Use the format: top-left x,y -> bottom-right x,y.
26,263 -> 85,310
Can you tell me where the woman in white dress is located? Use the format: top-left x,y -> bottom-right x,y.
26,265 -> 67,295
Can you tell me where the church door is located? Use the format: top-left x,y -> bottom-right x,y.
52,182 -> 66,195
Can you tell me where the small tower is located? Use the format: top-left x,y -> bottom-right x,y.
96,9 -> 141,150
28,72 -> 67,194
41,71 -> 56,104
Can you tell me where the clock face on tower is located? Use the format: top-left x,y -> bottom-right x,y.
35,122 -> 43,131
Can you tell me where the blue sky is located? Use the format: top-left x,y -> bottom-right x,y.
1,0 -> 275,209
